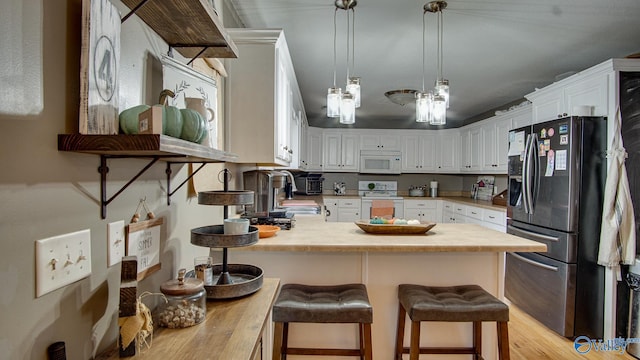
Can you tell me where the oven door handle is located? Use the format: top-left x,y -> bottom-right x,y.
510,252 -> 558,272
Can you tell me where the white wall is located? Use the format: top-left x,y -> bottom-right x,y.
0,1 -> 237,359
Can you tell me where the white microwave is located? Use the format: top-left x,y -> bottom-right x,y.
359,150 -> 402,174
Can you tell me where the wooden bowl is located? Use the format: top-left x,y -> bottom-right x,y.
255,225 -> 280,238
354,220 -> 436,235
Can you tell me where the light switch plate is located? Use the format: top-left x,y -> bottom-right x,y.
107,220 -> 125,267
35,229 -> 92,297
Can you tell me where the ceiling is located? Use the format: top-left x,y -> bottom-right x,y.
228,0 -> 640,129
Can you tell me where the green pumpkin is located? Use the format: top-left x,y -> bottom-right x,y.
180,108 -> 207,143
162,106 -> 183,138
119,105 -> 150,134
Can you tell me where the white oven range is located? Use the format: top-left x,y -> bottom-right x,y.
358,181 -> 404,219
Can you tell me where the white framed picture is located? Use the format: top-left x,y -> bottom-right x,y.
162,55 -> 218,148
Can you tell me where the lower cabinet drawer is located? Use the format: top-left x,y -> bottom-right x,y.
483,209 -> 506,226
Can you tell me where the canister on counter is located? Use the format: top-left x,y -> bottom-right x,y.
158,269 -> 206,328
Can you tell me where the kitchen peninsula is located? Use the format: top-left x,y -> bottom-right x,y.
229,215 -> 545,360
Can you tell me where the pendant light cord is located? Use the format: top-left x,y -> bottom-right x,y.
422,11 -> 426,92
351,8 -> 355,76
345,8 -> 350,81
437,9 -> 443,80
333,7 -> 338,87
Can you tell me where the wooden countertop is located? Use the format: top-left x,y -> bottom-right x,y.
239,216 -> 545,253
96,278 -> 280,360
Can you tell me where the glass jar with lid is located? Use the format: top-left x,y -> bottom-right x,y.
158,269 -> 206,328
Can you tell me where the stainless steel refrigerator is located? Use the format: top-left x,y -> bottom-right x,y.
505,116 -> 607,339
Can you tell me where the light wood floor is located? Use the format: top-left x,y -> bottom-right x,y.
510,304 -> 637,359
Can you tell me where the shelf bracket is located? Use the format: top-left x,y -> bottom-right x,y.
99,155 -> 160,219
121,0 -> 152,23
186,47 -> 210,66
165,162 -> 208,206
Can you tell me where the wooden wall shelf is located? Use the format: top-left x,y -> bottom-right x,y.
58,134 -> 238,218
120,0 -> 239,59
58,134 -> 237,163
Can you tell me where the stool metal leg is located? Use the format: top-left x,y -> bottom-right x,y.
497,321 -> 510,360
473,321 -> 482,360
395,303 -> 406,360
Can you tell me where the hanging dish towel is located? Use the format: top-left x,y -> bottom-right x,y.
598,108 -> 636,277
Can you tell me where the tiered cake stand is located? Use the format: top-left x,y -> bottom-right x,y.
190,170 -> 263,299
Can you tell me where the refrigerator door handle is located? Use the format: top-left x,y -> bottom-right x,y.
522,134 -> 531,214
524,133 -> 536,214
510,252 -> 559,272
507,224 -> 560,242
530,133 -> 540,211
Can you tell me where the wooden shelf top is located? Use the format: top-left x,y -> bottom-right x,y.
58,134 -> 237,163
96,278 -> 280,360
121,0 -> 239,59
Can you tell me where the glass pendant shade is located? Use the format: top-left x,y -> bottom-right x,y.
435,78 -> 449,109
346,77 -> 361,108
327,87 -> 342,118
339,92 -> 356,124
430,94 -> 446,125
415,92 -> 431,123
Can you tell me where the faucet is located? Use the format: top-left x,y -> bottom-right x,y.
279,170 -> 297,192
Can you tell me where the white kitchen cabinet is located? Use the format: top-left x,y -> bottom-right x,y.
527,65 -> 609,124
510,105 -> 533,129
403,199 -> 441,223
435,130 -> 460,173
401,133 -> 437,172
360,133 -> 401,151
227,29 -> 302,166
305,127 -> 323,171
481,115 -> 511,173
323,132 -> 359,172
460,125 -> 482,172
483,208 -> 506,232
324,198 -> 361,222
442,201 -> 506,230
442,202 -> 458,223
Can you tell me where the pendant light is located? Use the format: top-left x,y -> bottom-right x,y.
326,7 -> 341,118
416,6 -> 432,123
340,92 -> 356,124
339,0 -> 357,124
428,1 -> 449,109
345,3 -> 360,108
424,0 -> 449,125
326,0 -> 359,122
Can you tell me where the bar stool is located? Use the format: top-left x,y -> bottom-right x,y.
395,284 -> 510,360
272,283 -> 373,360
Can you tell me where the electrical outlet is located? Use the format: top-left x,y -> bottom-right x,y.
107,220 -> 125,267
35,229 -> 92,297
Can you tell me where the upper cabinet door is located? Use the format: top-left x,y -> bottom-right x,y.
306,127 -> 323,171
436,130 -> 459,172
360,133 -> 400,151
563,73 -> 608,117
341,134 -> 360,171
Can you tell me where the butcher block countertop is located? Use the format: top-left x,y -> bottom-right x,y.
96,278 -> 280,360
240,216 -> 545,253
